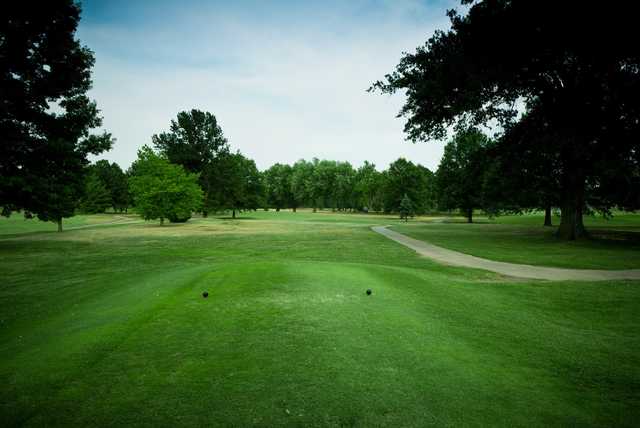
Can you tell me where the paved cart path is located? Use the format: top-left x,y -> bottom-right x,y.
372,226 -> 640,281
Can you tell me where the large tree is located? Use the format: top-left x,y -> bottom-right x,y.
372,0 -> 640,239
1,1 -> 113,231
129,146 -> 203,225
482,108 -> 562,226
152,109 -> 228,173
153,109 -> 229,216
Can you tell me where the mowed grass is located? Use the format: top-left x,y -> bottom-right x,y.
393,212 -> 640,270
1,211 -> 639,426
0,212 -> 139,236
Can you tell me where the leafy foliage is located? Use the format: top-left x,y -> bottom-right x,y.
152,109 -> 228,173
0,1 -> 113,230
436,129 -> 491,222
81,173 -> 112,214
129,146 -> 203,225
263,163 -> 294,211
371,0 -> 640,239
87,160 -> 129,212
204,152 -> 263,218
399,194 -> 414,221
383,158 -> 435,214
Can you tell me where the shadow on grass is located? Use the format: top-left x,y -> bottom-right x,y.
589,228 -> 640,244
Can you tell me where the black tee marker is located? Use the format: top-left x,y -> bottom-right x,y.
202,291 -> 209,298
366,289 -> 372,296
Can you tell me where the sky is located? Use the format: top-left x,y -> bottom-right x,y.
78,0 -> 460,171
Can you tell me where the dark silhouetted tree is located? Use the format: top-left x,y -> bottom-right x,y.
1,1 -> 113,231
372,0 -> 640,239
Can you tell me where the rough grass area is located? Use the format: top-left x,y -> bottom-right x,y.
393,212 -> 640,270
1,210 -> 639,426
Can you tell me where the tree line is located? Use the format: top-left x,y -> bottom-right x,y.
81,109 -> 438,222
3,1 -> 639,238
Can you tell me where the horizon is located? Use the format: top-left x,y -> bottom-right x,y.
78,0 -> 459,171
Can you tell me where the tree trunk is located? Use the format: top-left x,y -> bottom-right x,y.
293,206 -> 297,213
556,171 -> 586,240
232,209 -> 236,219
544,205 -> 552,227
57,218 -> 63,232
467,208 -> 473,223
313,207 -> 317,213
202,211 -> 208,218
276,207 -> 280,212
160,217 -> 164,226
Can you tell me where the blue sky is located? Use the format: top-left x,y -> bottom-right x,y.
78,0 -> 459,170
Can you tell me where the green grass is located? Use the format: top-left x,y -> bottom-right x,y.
393,212 -> 640,270
1,211 -> 639,426
0,212 -> 137,236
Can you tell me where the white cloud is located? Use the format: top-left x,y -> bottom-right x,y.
81,0 -> 457,171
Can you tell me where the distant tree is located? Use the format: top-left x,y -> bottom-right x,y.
205,152 -> 263,218
436,129 -> 490,223
312,160 -> 339,210
399,194 -> 414,221
264,163 -> 293,211
129,146 -> 203,225
354,162 -> 382,211
291,160 -> 315,210
334,162 -> 356,211
81,173 -> 111,214
306,158 -> 323,211
1,1 -> 113,231
89,160 -> 129,212
153,109 -> 229,216
383,158 -> 433,214
152,109 -> 228,173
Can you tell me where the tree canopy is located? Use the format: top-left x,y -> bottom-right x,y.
264,163 -> 294,211
81,173 -> 112,214
1,0 -> 113,230
129,146 -> 203,225
371,0 -> 640,239
383,158 -> 435,215
204,152 -> 263,218
152,109 -> 228,174
87,160 -> 129,212
436,128 -> 490,223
